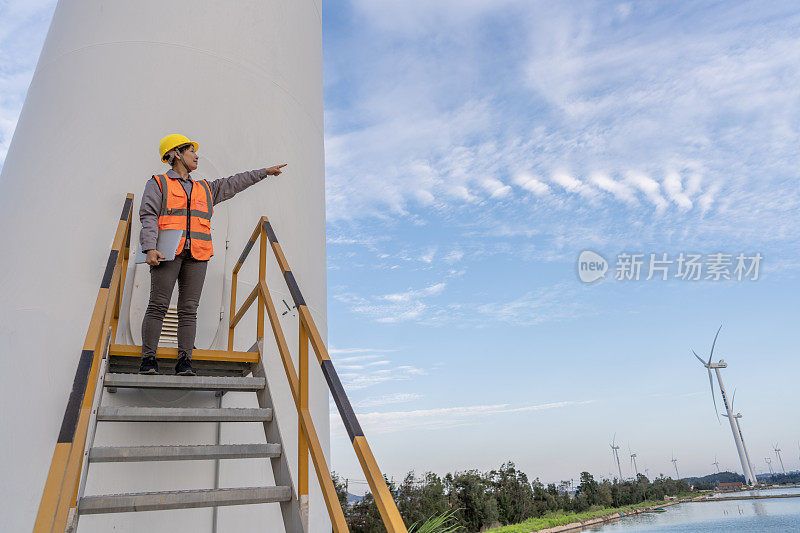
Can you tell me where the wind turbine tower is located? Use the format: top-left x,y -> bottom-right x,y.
765,457 -> 774,475
610,435 -> 624,481
692,326 -> 757,485
712,456 -> 721,473
722,389 -> 758,485
629,446 -> 639,478
0,1 -> 330,530
671,454 -> 681,479
774,444 -> 786,474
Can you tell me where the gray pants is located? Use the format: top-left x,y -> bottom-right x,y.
141,250 -> 208,360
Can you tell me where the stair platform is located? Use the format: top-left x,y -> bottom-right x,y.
97,407 -> 272,422
89,443 -> 281,462
104,373 -> 265,392
108,344 -> 257,377
78,486 -> 291,514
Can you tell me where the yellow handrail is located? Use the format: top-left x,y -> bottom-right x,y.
34,194 -> 134,532
229,217 -> 407,533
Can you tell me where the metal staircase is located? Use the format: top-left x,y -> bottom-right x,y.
64,341 -> 304,532
34,194 -> 407,532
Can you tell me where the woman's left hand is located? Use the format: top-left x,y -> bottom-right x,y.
266,163 -> 287,176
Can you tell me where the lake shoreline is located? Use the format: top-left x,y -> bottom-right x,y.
697,492 -> 800,502
537,487 -> 800,532
534,500 -> 684,533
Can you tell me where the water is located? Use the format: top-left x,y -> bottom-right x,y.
705,486 -> 800,498
587,489 -> 800,532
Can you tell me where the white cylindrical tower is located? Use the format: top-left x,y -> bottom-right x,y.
0,1 -> 328,531
715,368 -> 754,486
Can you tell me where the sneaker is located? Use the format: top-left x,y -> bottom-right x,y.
175,356 -> 196,376
139,356 -> 159,374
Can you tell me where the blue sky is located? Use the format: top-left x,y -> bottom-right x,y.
3,1 -> 799,490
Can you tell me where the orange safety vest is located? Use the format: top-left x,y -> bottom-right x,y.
153,173 -> 214,260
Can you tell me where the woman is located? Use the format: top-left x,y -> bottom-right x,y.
138,133 -> 286,375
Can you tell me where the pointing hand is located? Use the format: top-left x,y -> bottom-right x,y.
266,163 -> 287,176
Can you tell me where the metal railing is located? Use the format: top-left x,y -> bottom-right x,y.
229,217 -> 407,533
34,194 -> 134,532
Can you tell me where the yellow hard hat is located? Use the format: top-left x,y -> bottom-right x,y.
158,134 -> 199,161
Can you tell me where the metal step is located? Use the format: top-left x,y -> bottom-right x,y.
108,356 -> 251,377
104,373 -> 265,392
89,443 -> 281,463
97,406 -> 272,422
78,486 -> 291,514
109,344 -> 259,363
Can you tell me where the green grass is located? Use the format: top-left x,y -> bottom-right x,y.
409,509 -> 463,533
487,497 -> 692,533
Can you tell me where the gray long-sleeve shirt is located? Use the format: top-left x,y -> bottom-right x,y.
139,167 -> 269,253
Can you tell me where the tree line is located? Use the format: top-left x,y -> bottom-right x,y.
756,471 -> 800,485
333,462 -> 692,532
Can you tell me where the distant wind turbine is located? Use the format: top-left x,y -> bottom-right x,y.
712,456 -> 720,473
692,326 -> 757,485
773,443 -> 786,474
765,457 -> 774,475
610,434 -> 623,481
671,453 -> 680,480
629,445 -> 639,478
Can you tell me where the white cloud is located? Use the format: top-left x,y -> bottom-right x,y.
334,286 -> 426,323
480,177 -> 512,198
328,346 -> 427,390
337,363 -> 427,390
352,393 -> 424,410
475,283 -> 590,326
513,172 -> 550,196
550,170 -> 598,201
383,283 -> 445,303
697,181 -> 721,215
662,171 -> 694,210
349,0 -> 521,37
335,400 -> 595,435
624,171 -> 668,213
419,247 -> 437,264
336,281 -> 590,327
322,0 -> 800,280
444,248 -> 464,264
589,172 -> 637,204
335,282 -> 448,324
329,347 -> 397,355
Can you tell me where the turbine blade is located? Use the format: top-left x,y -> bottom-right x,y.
692,349 -> 706,366
709,324 -> 722,363
708,368 -> 721,424
731,388 -> 736,411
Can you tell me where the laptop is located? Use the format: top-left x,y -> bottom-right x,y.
134,229 -> 184,264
